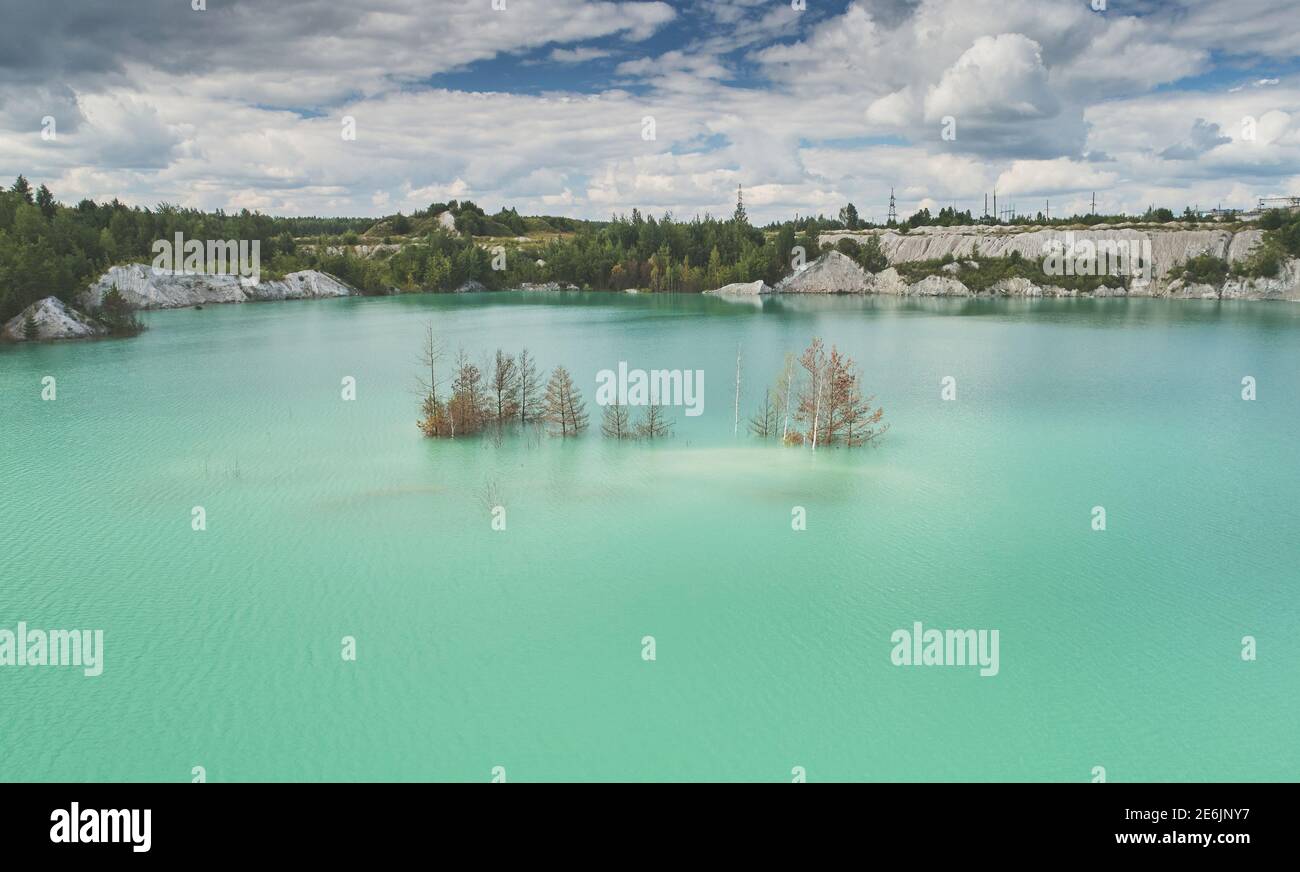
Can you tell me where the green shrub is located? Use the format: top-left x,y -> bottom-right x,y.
95,286 -> 147,336
1235,242 -> 1283,279
834,238 -> 861,259
895,252 -> 1128,294
1180,253 -> 1229,285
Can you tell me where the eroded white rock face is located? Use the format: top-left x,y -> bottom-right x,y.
2,297 -> 106,341
705,280 -> 770,295
80,264 -> 359,310
1220,258 -> 1300,301
868,268 -> 909,295
907,275 -> 969,297
774,250 -> 871,293
518,281 -> 579,291
797,230 -> 1300,301
820,225 -> 1258,281
989,277 -> 1041,297
255,270 -> 358,301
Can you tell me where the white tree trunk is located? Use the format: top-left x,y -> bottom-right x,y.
733,343 -> 742,437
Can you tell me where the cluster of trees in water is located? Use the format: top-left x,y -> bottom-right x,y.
748,339 -> 887,448
416,329 -> 886,449
414,328 -> 674,441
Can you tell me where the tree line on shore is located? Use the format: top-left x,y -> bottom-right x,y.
10,172 -> 1297,325
0,175 -> 368,322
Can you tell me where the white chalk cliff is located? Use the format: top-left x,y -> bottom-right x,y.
786,227 -> 1300,301
820,225 -> 1267,281
774,250 -> 871,294
80,264 -> 359,310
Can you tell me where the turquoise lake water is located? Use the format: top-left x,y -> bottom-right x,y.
1,291 -> 1297,782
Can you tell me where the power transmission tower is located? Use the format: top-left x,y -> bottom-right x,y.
887,188 -> 897,225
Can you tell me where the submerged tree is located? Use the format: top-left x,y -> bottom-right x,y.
417,324 -> 451,437
796,337 -> 828,448
772,352 -> 798,443
96,286 -> 145,336
418,392 -> 452,438
793,337 -> 887,447
748,388 -> 777,439
517,347 -> 542,425
448,349 -> 489,435
733,342 -> 742,437
637,403 -> 673,440
542,366 -> 588,437
600,401 -> 633,440
490,349 -> 520,426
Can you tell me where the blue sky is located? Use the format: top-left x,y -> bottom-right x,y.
2,0 -> 1298,222
429,0 -> 855,94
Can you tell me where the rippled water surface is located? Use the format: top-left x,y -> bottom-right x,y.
2,291 -> 1297,781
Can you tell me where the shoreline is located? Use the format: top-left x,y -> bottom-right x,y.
5,251 -> 1298,344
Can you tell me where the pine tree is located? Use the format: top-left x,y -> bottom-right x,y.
35,184 -> 56,220
449,349 -> 488,435
490,349 -> 520,426
418,393 -> 451,438
796,337 -> 828,446
517,347 -> 541,425
600,402 -> 632,439
22,310 -> 39,340
838,203 -> 860,230
793,338 -> 888,447
637,404 -> 673,439
10,175 -> 33,204
773,352 -> 798,443
748,389 -> 777,438
542,366 -> 588,437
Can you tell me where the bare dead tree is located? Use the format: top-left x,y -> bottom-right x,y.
748,388 -> 777,438
773,352 -> 797,443
517,347 -> 542,425
490,349 -> 520,427
542,366 -> 588,437
637,403 -> 673,439
417,324 -> 450,437
601,401 -> 633,439
416,323 -> 445,399
797,337 -> 828,448
733,342 -> 742,437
